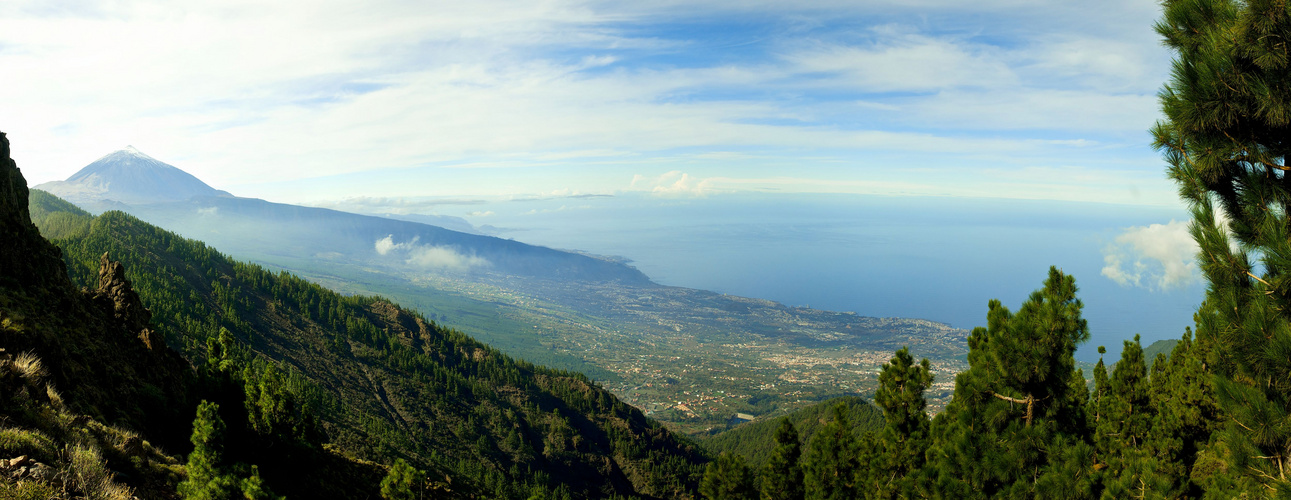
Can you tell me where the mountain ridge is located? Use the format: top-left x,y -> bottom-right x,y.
6,132 -> 712,498
26,191 -> 709,497
35,148 -> 653,285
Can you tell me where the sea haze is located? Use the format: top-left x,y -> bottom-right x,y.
447,192 -> 1201,362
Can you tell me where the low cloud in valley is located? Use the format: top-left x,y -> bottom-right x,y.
374,235 -> 488,272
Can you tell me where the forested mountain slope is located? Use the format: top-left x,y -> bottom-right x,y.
1,137 -> 194,444
28,190 -> 708,498
0,131 -> 709,498
700,396 -> 883,469
1,131 -> 422,499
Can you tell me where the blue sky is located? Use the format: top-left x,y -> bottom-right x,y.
2,0 -> 1204,350
3,0 -> 1173,205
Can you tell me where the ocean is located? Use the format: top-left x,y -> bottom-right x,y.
457,192 -> 1202,362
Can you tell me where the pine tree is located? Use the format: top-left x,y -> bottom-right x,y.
926,267 -> 1093,499
760,419 -> 804,500
1155,0 -> 1291,494
206,327 -> 239,376
700,452 -> 757,500
1114,338 -> 1150,431
179,400 -> 239,500
1090,346 -> 1110,434
244,363 -> 296,437
866,346 -> 932,499
803,403 -> 858,500
240,466 -> 283,500
1097,338 -> 1151,453
1095,336 -> 1171,498
380,458 -> 420,500
1146,329 -> 1221,496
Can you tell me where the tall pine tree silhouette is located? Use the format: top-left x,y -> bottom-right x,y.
1155,0 -> 1291,493
926,267 -> 1092,498
863,347 -> 932,498
761,419 -> 804,500
803,404 -> 858,500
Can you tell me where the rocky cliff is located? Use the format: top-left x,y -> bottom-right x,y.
0,131 -> 194,445
0,132 -> 72,291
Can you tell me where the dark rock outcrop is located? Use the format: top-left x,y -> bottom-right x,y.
87,251 -> 169,352
1,133 -> 162,354
0,131 -> 71,291
89,252 -> 154,339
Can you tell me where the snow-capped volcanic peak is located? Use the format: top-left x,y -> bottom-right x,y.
120,146 -> 150,158
38,147 -> 232,205
82,146 -> 158,168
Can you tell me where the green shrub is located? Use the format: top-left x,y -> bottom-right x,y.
0,427 -> 57,463
67,443 -> 134,500
0,480 -> 61,500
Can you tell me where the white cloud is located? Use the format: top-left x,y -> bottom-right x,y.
1101,220 -> 1199,290
631,171 -> 715,197
1020,36 -> 1162,92
0,0 -> 1177,205
904,89 -> 1158,134
374,234 -> 487,271
374,234 -> 409,255
196,206 -> 218,215
783,29 -> 1017,92
406,245 -> 489,270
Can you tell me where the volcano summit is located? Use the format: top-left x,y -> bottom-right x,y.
36,147 -> 232,205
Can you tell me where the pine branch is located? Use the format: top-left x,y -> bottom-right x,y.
991,392 -> 1035,427
992,392 -> 1028,404
1252,454 -> 1287,481
1237,154 -> 1291,172
1246,464 -> 1280,490
1233,416 -> 1257,433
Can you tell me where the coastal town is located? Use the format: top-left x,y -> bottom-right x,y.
391,270 -> 973,435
